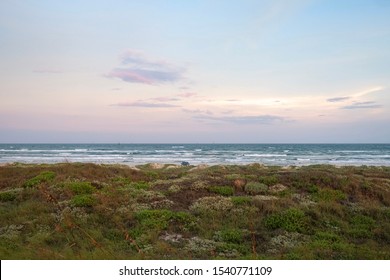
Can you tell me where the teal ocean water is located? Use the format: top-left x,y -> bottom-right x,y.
0,144 -> 389,166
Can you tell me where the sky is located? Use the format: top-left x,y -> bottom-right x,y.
0,0 -> 389,143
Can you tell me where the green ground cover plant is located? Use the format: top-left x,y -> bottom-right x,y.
0,163 -> 390,259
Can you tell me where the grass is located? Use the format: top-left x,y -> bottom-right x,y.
0,191 -> 17,202
67,181 -> 95,194
1,163 -> 390,259
244,182 -> 268,195
264,208 -> 308,233
23,171 -> 56,188
209,186 -> 234,196
71,194 -> 96,207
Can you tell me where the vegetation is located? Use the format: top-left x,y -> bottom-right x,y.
67,181 -> 95,195
0,191 -> 17,202
71,194 -> 96,207
23,171 -> 56,188
209,186 -> 234,196
244,181 -> 268,195
0,162 -> 390,259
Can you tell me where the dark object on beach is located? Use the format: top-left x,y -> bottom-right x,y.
181,161 -> 190,166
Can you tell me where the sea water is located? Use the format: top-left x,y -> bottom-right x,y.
0,143 -> 389,166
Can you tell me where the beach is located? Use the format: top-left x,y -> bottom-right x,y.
1,162 -> 389,259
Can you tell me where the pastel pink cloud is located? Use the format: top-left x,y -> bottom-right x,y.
107,49 -> 185,85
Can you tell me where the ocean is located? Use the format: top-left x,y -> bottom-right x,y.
1,143 -> 390,166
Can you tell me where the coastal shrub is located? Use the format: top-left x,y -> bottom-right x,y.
216,243 -> 247,258
384,208 -> 390,220
150,199 -> 174,209
185,237 -> 217,258
134,210 -> 196,232
128,181 -> 149,190
209,186 -> 234,196
347,214 -> 376,239
360,180 -> 371,191
373,223 -> 390,243
71,194 -> 96,207
231,196 -> 251,206
259,175 -> 278,186
172,211 -> 198,232
135,209 -> 174,230
190,181 -> 208,190
0,191 -> 17,202
225,174 -> 242,180
314,231 -> 342,243
214,228 -> 245,244
190,196 -> 234,214
244,182 -> 268,195
2,163 -> 390,259
67,181 -> 95,194
168,184 -> 181,193
23,171 -> 56,188
129,189 -> 164,201
252,195 -> 281,214
307,184 -> 319,194
112,177 -> 132,185
144,171 -> 159,180
308,238 -> 355,259
264,208 -> 307,233
313,188 -> 346,203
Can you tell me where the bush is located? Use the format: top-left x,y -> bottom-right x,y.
190,196 -> 234,213
23,171 -> 56,188
174,211 -> 197,229
209,186 -> 234,196
71,194 -> 96,207
244,182 -> 268,195
135,209 -> 174,230
112,177 -> 132,185
313,188 -> 346,202
231,196 -> 251,205
225,174 -> 242,181
214,229 -> 245,244
67,182 -> 95,194
134,210 -> 196,232
259,175 -> 278,186
307,184 -> 319,194
347,214 -> 375,239
264,208 -> 307,233
0,191 -> 17,202
314,231 -> 342,243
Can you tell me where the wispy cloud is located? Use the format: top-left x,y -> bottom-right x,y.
107,49 -> 185,85
352,86 -> 384,98
113,95 -> 182,108
341,101 -> 382,110
107,68 -> 183,85
182,109 -> 213,115
193,114 -> 284,125
114,101 -> 179,108
120,49 -> 170,68
225,99 -> 241,102
150,97 -> 180,102
327,96 -> 351,103
326,87 -> 383,103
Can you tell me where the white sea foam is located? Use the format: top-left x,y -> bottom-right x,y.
244,154 -> 287,157
1,144 -> 389,166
